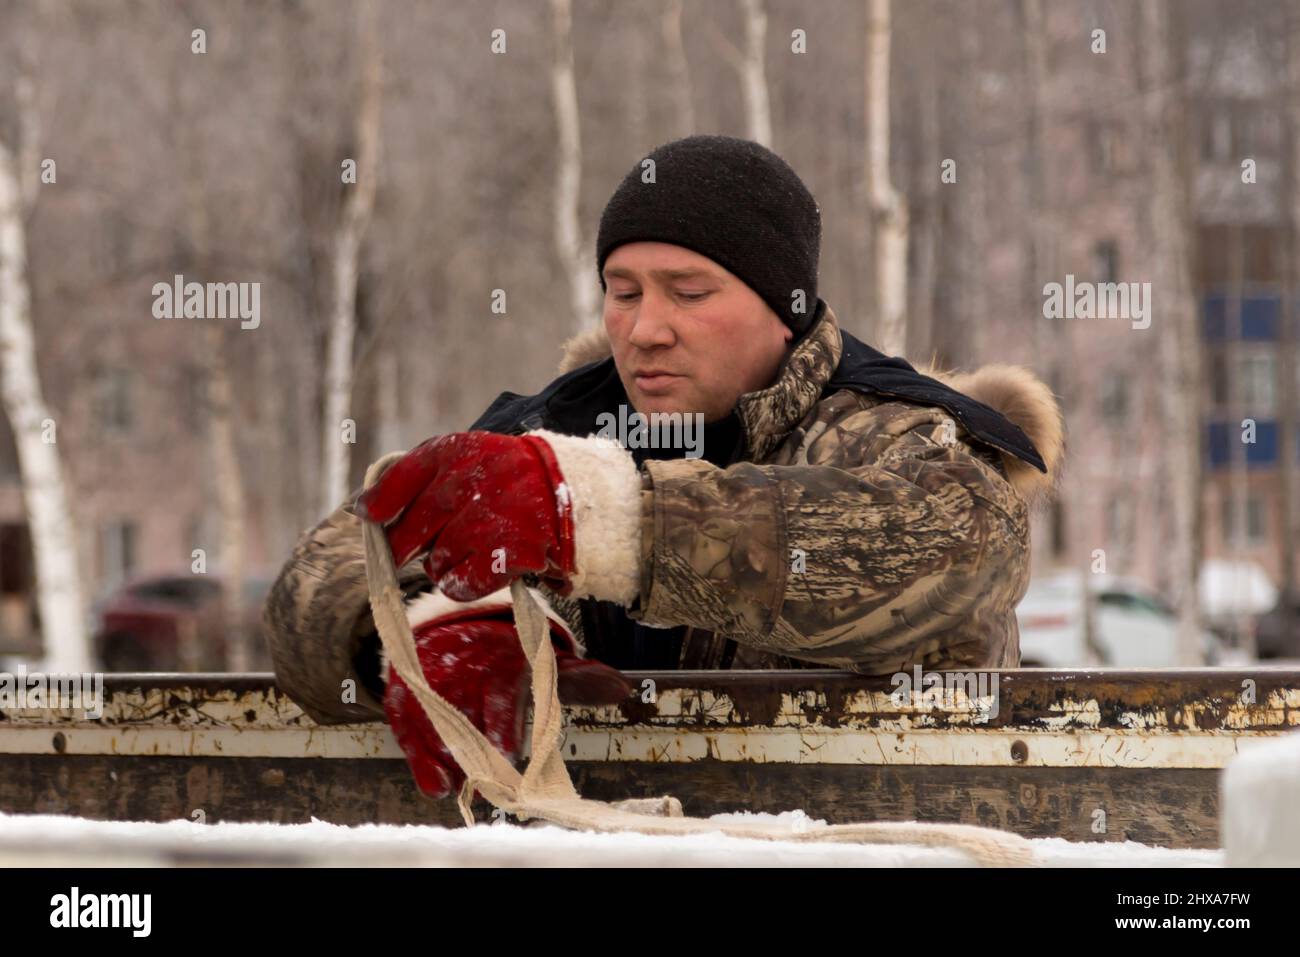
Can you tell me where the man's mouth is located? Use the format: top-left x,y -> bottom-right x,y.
634,372 -> 683,395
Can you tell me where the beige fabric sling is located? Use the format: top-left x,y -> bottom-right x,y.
361,454 -> 1038,867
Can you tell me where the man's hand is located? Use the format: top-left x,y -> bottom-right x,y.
357,429 -> 644,605
384,603 -> 631,799
356,431 -> 576,602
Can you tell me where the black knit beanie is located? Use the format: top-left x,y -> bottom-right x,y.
596,135 -> 821,335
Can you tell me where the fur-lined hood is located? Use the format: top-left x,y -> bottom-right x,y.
557,320 -> 1064,506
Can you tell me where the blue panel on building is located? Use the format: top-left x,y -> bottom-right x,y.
1208,421 -> 1229,467
1208,420 -> 1280,468
1246,421 -> 1278,465
1241,296 -> 1281,340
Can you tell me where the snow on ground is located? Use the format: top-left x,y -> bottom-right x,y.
0,811 -> 1222,867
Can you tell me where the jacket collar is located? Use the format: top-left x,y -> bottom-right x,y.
473,300 -> 1056,499
735,299 -> 843,460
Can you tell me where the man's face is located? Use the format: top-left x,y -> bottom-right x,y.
602,242 -> 794,422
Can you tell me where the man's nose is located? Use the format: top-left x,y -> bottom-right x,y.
625,289 -> 677,349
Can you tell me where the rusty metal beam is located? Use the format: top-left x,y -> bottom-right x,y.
2,669 -> 1296,848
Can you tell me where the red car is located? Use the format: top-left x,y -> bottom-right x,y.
94,574 -> 272,672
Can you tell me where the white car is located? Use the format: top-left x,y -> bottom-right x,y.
1016,571 -> 1232,667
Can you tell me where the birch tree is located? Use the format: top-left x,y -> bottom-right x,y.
551,0 -> 598,334
0,44 -> 92,671
1019,0 -> 1051,361
738,0 -> 772,147
954,19 -> 991,367
908,62 -> 939,362
320,0 -> 383,510
706,0 -> 773,146
865,0 -> 908,356
204,324 -> 250,670
663,0 -> 696,139
1142,0 -> 1205,665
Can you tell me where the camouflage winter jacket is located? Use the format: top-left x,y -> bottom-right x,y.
264,301 -> 1063,725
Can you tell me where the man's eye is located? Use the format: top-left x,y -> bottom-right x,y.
613,291 -> 641,302
677,291 -> 710,302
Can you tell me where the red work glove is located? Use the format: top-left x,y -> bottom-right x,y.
383,591 -> 631,799
356,430 -> 643,605
356,432 -> 576,602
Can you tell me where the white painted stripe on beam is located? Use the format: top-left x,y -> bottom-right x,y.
1,722 -> 1287,767
554,727 -> 1284,769
0,725 -> 404,759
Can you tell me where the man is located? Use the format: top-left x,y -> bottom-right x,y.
264,135 -> 1064,799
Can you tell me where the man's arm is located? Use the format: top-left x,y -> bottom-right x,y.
620,395 -> 1032,673
262,486 -> 591,725
262,490 -> 397,724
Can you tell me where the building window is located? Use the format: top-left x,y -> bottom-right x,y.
100,521 -> 138,590
1208,421 -> 1231,468
1091,123 -> 1119,174
184,514 -> 208,567
1099,370 -> 1129,425
1246,494 -> 1267,544
1226,493 -> 1272,544
0,411 -> 18,481
1105,498 -> 1128,546
1250,111 -> 1282,155
98,368 -> 134,434
1231,111 -> 1253,157
1050,499 -> 1067,559
0,524 -> 35,650
1202,111 -> 1232,162
183,367 -> 208,431
1201,108 -> 1265,162
1210,351 -> 1229,408
1093,240 -> 1119,284
1239,353 -> 1276,415
0,524 -> 33,596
